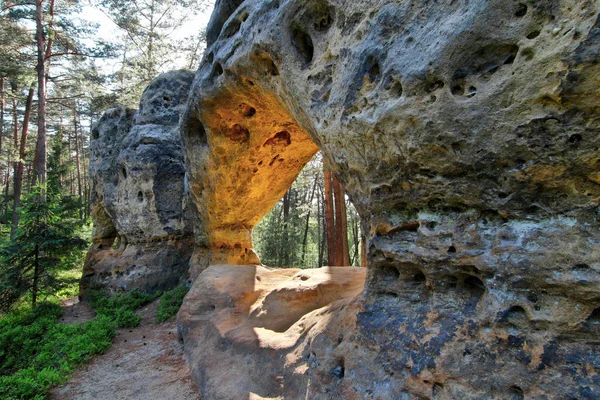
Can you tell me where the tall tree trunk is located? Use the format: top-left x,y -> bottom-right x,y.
0,77 -> 4,175
44,0 -> 55,84
73,102 -> 82,218
34,0 -> 47,190
317,184 -> 324,267
361,235 -> 367,268
11,84 -> 34,239
301,174 -> 319,266
323,163 -> 336,266
12,94 -> 18,151
6,92 -> 19,224
79,111 -> 89,219
282,190 -> 290,266
32,243 -> 40,307
148,0 -> 156,80
332,173 -> 350,266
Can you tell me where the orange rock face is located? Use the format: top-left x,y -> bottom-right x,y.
183,83 -> 319,266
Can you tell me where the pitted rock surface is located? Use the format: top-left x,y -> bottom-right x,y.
82,70 -> 195,294
179,0 -> 600,398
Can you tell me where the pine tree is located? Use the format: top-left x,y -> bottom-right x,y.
95,0 -> 208,105
0,137 -> 87,312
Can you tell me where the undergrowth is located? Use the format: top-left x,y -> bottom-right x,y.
156,285 -> 189,322
0,290 -> 156,399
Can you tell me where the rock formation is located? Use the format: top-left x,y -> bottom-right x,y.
177,0 -> 600,399
81,70 -> 195,294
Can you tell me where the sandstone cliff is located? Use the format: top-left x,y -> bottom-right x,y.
177,0 -> 600,398
81,70 -> 195,294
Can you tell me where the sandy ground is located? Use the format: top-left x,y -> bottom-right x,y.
50,298 -> 201,400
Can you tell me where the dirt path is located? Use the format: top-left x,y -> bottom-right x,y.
50,299 -> 200,400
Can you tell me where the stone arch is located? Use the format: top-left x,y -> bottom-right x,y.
182,76 -> 320,267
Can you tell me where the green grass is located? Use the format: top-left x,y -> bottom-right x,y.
156,285 -> 189,322
0,289 -> 157,399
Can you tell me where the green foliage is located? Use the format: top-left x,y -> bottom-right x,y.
87,289 -> 157,328
0,302 -> 116,400
0,135 -> 91,312
156,285 -> 189,322
0,186 -> 89,312
0,289 -> 158,399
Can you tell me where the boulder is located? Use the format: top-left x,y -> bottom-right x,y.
81,70 -> 196,294
180,0 -> 600,398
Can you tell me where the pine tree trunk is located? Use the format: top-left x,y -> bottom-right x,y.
301,175 -> 319,266
34,0 -> 47,190
0,77 -> 4,180
332,173 -> 350,266
12,94 -> 18,151
317,184 -> 324,267
361,235 -> 367,268
73,102 -> 83,218
282,190 -> 290,266
323,163 -> 336,266
11,85 -> 34,240
32,243 -> 40,307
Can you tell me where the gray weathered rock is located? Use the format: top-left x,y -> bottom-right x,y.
82,70 -> 195,294
179,0 -> 600,398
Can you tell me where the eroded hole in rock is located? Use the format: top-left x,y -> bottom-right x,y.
515,3 -> 528,17
223,19 -> 242,38
447,245 -> 456,253
583,308 -> 600,333
574,263 -> 590,270
253,52 -> 280,76
332,362 -> 345,378
464,276 -> 485,306
527,30 -> 541,39
568,134 -> 582,145
448,276 -> 457,288
226,124 -> 250,142
137,191 -> 143,202
291,24 -> 314,65
368,60 -> 381,82
499,305 -> 528,325
239,103 -> 256,117
521,48 -> 534,61
121,167 -> 127,179
451,83 -> 465,96
211,62 -> 224,79
426,80 -> 445,93
383,76 -> 403,97
377,265 -> 401,281
465,276 -> 485,292
509,385 -> 524,400
413,272 -> 426,283
264,130 -> 292,147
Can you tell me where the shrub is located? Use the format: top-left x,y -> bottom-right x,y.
156,285 -> 189,322
0,303 -> 116,399
0,289 -> 156,399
